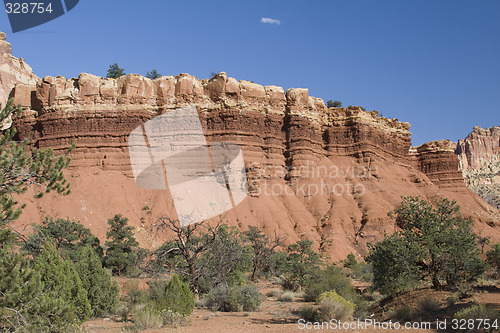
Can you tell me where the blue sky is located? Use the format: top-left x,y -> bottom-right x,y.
1,0 -> 498,145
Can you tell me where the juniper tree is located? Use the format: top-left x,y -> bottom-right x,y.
0,245 -> 76,332
149,274 -> 194,316
0,98 -> 73,245
33,242 -> 92,322
74,246 -> 119,317
366,196 -> 485,295
104,214 -> 141,276
23,217 -> 103,259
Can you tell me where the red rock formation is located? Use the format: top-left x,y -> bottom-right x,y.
7,70 -> 498,260
411,140 -> 466,189
456,126 -> 500,209
0,30 -> 496,260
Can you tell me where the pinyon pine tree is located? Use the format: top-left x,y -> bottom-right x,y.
0,98 -> 73,245
104,214 -> 141,276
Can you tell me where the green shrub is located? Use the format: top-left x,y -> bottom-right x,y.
205,284 -> 262,312
124,282 -> 149,306
446,294 -> 459,307
279,240 -> 321,291
266,289 -> 283,298
454,304 -> 500,322
160,309 -> 189,327
278,291 -> 295,302
150,274 -> 194,316
116,303 -> 131,322
350,262 -> 373,282
304,265 -> 357,302
342,253 -> 358,268
299,305 -> 320,322
486,244 -> 500,274
417,296 -> 439,315
317,291 -> 356,321
133,304 -> 163,329
393,305 -> 417,322
74,246 -> 119,317
365,233 -> 423,296
205,285 -> 239,312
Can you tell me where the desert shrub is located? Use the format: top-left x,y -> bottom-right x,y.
149,274 -> 194,316
299,305 -> 321,322
116,303 -> 131,322
235,284 -> 262,311
487,243 -> 500,275
205,285 -> 239,312
74,246 -> 119,317
326,100 -> 342,108
124,281 -> 149,306
205,284 -> 262,312
161,309 -> 189,327
393,305 -> 417,322
317,291 -> 356,321
456,282 -> 475,299
197,225 -> 252,291
278,291 -> 295,302
304,265 -> 357,302
133,304 -> 163,329
273,240 -> 322,291
454,304 -> 500,323
350,262 -> 373,282
446,294 -> 459,307
266,289 -> 283,298
342,253 -> 358,268
417,296 -> 439,315
243,225 -> 284,280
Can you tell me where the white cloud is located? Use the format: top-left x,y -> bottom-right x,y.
260,17 -> 281,25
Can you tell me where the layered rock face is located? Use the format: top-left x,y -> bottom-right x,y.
0,32 -> 38,108
456,126 -> 500,209
411,140 -> 466,188
8,70 -> 498,259
2,31 -> 498,259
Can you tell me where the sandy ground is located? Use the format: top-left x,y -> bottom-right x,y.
81,280 -> 500,333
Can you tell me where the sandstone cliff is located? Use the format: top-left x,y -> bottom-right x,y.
456,126 -> 500,209
6,71 -> 497,260
1,31 -> 498,260
0,32 -> 38,109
